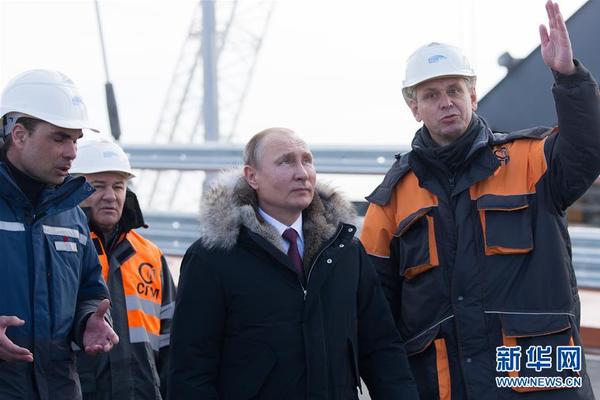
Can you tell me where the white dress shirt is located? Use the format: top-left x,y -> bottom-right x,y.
258,208 -> 304,258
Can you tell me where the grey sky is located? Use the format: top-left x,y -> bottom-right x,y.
0,0 -> 586,148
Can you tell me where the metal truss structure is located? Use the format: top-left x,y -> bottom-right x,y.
137,0 -> 275,210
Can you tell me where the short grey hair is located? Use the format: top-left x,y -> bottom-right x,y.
402,76 -> 477,105
243,127 -> 296,167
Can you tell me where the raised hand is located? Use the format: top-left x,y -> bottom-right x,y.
0,316 -> 34,362
83,299 -> 119,355
539,0 -> 575,75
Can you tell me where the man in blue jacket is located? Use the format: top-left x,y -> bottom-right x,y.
0,70 -> 119,400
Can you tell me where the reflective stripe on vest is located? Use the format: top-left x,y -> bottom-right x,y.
91,230 -> 165,351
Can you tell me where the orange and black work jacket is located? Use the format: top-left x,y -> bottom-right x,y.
360,61 -> 600,400
76,191 -> 176,400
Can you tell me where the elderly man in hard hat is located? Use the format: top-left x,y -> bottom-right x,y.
70,139 -> 176,400
361,2 -> 599,399
0,70 -> 118,400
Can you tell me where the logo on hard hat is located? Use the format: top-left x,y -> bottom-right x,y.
71,96 -> 84,106
428,55 -> 447,64
102,150 -> 119,159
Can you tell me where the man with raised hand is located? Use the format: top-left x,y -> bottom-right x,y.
361,1 -> 599,398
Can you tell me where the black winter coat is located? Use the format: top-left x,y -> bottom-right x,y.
168,173 -> 419,399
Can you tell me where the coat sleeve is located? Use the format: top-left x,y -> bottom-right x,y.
544,60 -> 600,210
355,241 -> 419,399
168,241 -> 225,400
157,254 -> 176,399
72,227 -> 111,347
360,201 -> 403,323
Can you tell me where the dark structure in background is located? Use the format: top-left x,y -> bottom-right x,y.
478,0 -> 600,225
478,0 -> 600,130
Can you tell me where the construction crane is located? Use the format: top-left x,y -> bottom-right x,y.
135,0 -> 275,211
94,0 -> 122,141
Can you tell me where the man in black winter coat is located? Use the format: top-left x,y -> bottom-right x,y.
361,1 -> 600,399
168,128 -> 419,399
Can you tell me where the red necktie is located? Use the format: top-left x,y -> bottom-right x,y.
282,228 -> 304,278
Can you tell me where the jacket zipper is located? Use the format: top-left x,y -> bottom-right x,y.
300,225 -> 345,300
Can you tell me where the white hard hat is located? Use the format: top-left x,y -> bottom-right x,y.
0,69 -> 98,136
71,138 -> 135,179
402,42 -> 476,90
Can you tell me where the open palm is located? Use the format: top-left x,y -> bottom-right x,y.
83,299 -> 119,355
539,0 -> 575,75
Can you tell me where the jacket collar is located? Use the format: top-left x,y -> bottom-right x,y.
120,190 -> 147,231
367,118 -> 550,207
411,114 -> 492,167
198,169 -> 357,268
409,115 -> 501,197
0,162 -> 93,215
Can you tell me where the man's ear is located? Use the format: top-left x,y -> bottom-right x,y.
243,164 -> 259,190
471,88 -> 478,112
409,100 -> 422,122
11,123 -> 29,149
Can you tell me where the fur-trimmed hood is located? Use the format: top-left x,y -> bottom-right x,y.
198,169 -> 357,267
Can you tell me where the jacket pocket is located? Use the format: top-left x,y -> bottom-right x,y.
405,325 -> 451,400
393,206 -> 439,279
499,313 -> 580,393
218,339 -> 276,399
477,194 -> 533,255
